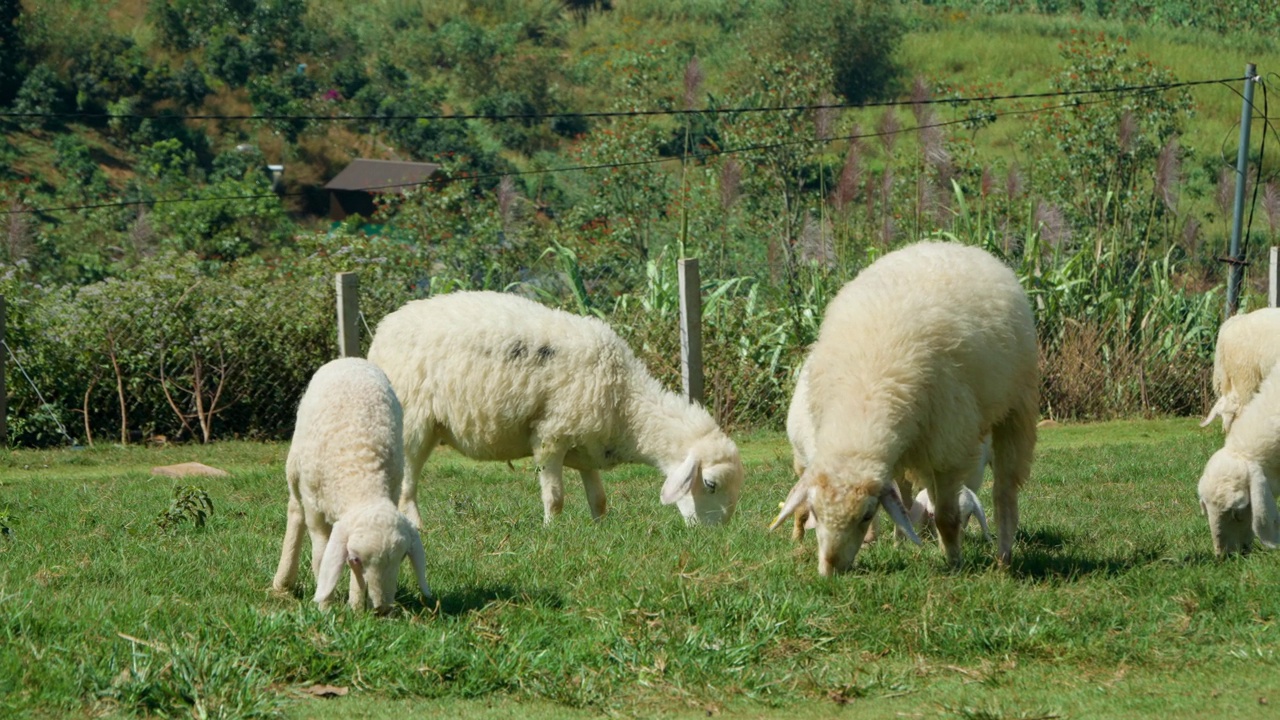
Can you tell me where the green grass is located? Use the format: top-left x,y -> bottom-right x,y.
2,419 -> 1279,718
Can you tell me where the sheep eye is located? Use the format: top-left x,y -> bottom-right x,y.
862,509 -> 876,523
703,477 -> 717,494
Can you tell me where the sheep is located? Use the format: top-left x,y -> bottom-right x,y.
271,358 -> 432,613
365,290 -> 744,527
1201,307 -> 1280,434
771,241 -> 1038,574
785,355 -> 993,544
1197,364 -> 1280,556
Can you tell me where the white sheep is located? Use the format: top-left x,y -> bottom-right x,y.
271,358 -> 432,612
785,355 -> 993,543
366,291 -> 744,527
1201,307 -> 1280,434
1197,364 -> 1280,555
772,241 -> 1038,574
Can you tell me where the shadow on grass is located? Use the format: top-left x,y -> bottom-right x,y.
1004,525 -> 1219,580
401,583 -> 565,616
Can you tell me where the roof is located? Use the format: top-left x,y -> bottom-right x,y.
323,159 -> 440,193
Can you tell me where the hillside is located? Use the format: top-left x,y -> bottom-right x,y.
1,0 -> 1279,444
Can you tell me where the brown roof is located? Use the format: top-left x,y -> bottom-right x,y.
324,159 -> 440,193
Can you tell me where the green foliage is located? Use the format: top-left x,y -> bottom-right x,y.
771,0 -> 906,104
154,484 -> 214,533
0,0 -> 25,106
10,63 -> 63,131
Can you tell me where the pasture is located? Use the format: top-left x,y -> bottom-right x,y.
1,418 -> 1277,719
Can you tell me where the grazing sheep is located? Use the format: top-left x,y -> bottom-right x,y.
772,241 -> 1038,574
366,291 -> 744,527
1201,307 -> 1280,434
1197,366 -> 1280,555
272,358 -> 432,612
785,356 -> 993,543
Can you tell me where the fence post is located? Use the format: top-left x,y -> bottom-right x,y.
0,295 -> 6,446
678,258 -> 704,405
335,272 -> 360,358
1271,247 -> 1279,308
1226,63 -> 1258,318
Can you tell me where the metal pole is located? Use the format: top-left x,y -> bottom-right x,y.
678,258 -> 704,405
335,272 -> 360,358
1271,247 -> 1279,308
1226,63 -> 1258,318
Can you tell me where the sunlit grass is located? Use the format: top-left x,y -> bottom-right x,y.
2,419 -> 1278,718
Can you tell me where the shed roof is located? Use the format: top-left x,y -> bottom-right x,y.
323,159 -> 440,193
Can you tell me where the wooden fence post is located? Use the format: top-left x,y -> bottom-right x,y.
1270,246 -> 1279,308
678,258 -> 704,405
336,272 -> 360,358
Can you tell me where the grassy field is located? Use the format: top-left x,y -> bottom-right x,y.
2,418 -> 1279,719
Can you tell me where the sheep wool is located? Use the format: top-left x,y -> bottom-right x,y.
1197,362 -> 1280,555
272,358 -> 431,612
1202,307 -> 1280,434
773,241 -> 1038,574
366,291 -> 744,526
784,355 -> 992,543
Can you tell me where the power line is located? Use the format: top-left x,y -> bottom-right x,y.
0,76 -> 1239,124
0,88 -> 1152,215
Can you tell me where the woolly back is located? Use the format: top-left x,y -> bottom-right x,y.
368,291 -> 641,449
289,358 -> 405,517
1213,307 -> 1280,397
807,241 -> 1037,462
1224,364 -> 1280,466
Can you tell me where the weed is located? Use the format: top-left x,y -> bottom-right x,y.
154,485 -> 214,533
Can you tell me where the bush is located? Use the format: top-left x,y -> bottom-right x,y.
11,63 -> 63,131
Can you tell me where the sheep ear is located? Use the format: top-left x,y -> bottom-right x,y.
880,484 -> 922,546
770,475 -> 810,531
405,523 -> 433,601
314,521 -> 351,606
661,454 -> 701,505
1249,466 -> 1280,549
967,488 -> 992,541
1201,397 -> 1225,428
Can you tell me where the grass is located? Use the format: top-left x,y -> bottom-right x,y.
2,418 -> 1279,718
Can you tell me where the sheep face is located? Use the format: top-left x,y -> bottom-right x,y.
662,442 -> 744,526
315,505 -> 432,613
810,473 -> 880,575
1197,450 -> 1280,556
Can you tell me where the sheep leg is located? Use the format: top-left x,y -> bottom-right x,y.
307,521 -> 332,580
398,425 -> 440,532
580,468 -> 607,520
992,403 -> 1036,567
534,441 -> 568,524
271,491 -> 307,592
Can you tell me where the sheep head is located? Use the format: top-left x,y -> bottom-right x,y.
661,436 -> 744,526
315,503 -> 432,613
772,463 -> 921,575
1197,449 -> 1280,556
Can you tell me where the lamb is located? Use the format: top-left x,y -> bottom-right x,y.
909,486 -> 990,542
272,358 -> 432,612
785,355 -> 994,543
365,290 -> 744,527
1201,307 -> 1280,434
1197,364 -> 1280,555
771,241 -> 1038,574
